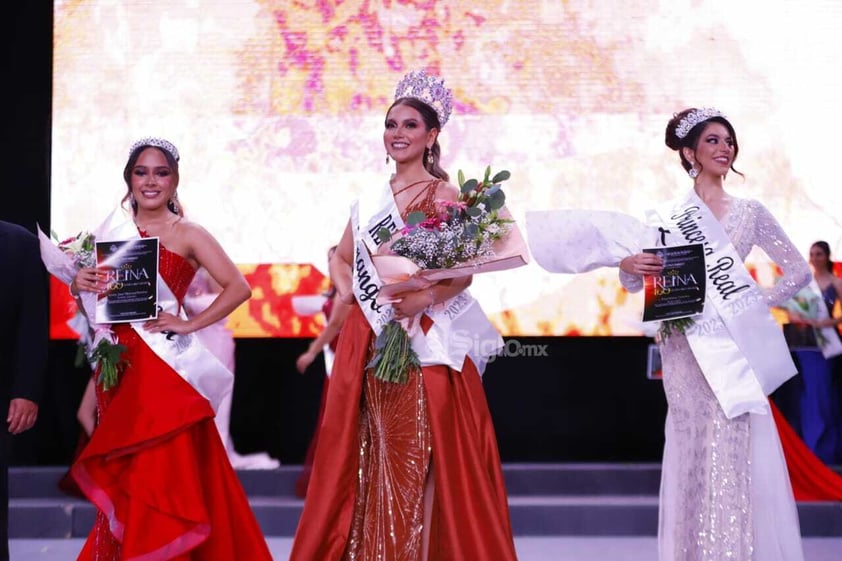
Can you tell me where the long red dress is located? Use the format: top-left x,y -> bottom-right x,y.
289,306 -> 519,560
771,399 -> 842,501
71,243 -> 273,561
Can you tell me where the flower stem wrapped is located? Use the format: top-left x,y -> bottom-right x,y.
90,338 -> 129,391
365,167 -> 519,384
366,320 -> 421,383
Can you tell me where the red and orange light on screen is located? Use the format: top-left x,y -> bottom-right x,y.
49,264 -> 331,339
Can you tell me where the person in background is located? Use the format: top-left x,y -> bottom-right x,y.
780,240 -> 842,464
0,220 -> 49,561
184,267 -> 280,470
293,245 -> 351,497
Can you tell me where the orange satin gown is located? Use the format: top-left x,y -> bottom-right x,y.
289,306 -> 519,561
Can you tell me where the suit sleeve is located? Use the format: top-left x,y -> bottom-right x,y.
10,229 -> 49,404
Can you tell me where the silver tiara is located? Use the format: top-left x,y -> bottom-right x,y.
394,69 -> 453,127
129,137 -> 180,161
675,108 -> 726,139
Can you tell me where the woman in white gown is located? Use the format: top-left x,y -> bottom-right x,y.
618,108 -> 811,561
527,108 -> 811,561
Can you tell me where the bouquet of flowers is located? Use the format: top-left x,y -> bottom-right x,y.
57,230 -> 96,269
780,286 -> 829,348
368,167 -> 523,383
379,168 -> 513,269
40,228 -> 128,390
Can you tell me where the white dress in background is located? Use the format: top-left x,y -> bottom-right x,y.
184,268 -> 280,470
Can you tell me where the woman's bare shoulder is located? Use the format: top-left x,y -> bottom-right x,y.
434,180 -> 460,201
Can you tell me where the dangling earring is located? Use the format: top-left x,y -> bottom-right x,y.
426,150 -> 434,166
168,193 -> 180,214
385,153 -> 390,164
688,165 -> 699,179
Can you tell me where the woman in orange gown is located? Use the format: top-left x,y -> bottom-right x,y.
289,71 -> 519,561
67,138 -> 273,561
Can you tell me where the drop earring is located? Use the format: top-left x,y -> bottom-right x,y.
688,165 -> 699,179
426,150 -> 434,165
385,153 -> 390,164
168,193 -> 180,214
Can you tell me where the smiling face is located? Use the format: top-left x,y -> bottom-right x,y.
809,243 -> 831,272
682,122 -> 736,179
383,102 -> 438,166
683,121 -> 736,177
129,147 -> 178,212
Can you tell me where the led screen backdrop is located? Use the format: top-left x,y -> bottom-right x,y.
51,0 -> 842,338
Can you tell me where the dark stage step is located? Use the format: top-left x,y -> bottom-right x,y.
9,464 -> 842,539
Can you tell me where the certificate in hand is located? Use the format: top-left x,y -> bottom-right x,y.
95,237 -> 159,323
642,243 -> 706,322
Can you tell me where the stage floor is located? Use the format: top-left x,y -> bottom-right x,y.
10,536 -> 842,561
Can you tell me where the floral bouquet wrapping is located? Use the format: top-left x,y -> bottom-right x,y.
780,287 -> 826,346
367,167 -> 529,383
38,227 -> 128,390
778,285 -> 842,359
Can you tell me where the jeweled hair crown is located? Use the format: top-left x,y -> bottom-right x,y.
394,69 -> 453,128
674,108 -> 726,140
129,137 -> 180,162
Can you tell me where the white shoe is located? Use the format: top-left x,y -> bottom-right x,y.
228,450 -> 281,470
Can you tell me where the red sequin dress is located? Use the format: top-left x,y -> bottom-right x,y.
289,181 -> 518,561
72,240 -> 273,561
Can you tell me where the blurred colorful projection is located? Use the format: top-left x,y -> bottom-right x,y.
51,1 -> 842,337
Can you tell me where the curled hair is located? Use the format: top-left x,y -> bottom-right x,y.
388,97 -> 449,182
121,144 -> 182,217
665,108 -> 743,179
812,241 -> 834,272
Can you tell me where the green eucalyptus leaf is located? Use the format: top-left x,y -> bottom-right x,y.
465,223 -> 479,237
457,169 -> 466,187
461,178 -> 478,194
406,211 -> 427,226
491,170 -> 511,183
376,227 -> 393,243
488,190 -> 506,210
465,206 -> 482,217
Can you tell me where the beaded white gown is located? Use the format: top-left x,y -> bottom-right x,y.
623,197 -> 810,561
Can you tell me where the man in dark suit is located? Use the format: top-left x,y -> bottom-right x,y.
0,220 -> 48,561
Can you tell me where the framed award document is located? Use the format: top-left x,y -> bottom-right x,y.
95,237 -> 159,323
642,243 -> 706,323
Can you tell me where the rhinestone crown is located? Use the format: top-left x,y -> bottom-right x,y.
675,107 -> 726,139
394,69 -> 453,127
129,137 -> 180,161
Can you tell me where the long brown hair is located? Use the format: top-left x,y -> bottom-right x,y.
388,97 -> 449,182
121,144 -> 183,217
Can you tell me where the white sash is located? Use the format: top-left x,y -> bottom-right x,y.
649,191 -> 797,418
92,208 -> 233,412
350,183 -> 503,374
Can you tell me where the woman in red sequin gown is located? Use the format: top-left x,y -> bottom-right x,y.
289,72 -> 518,561
69,138 -> 273,561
